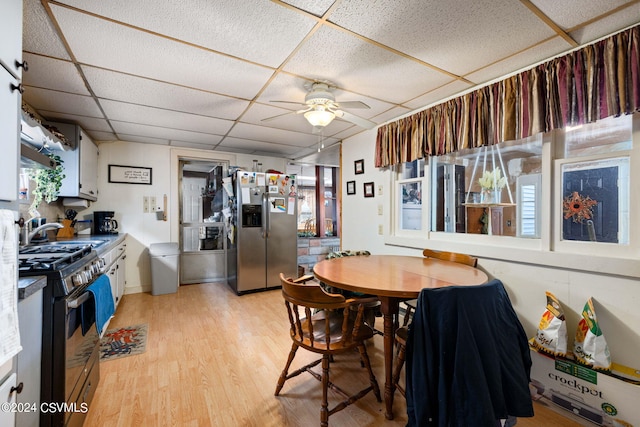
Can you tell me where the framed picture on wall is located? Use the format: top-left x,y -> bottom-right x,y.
346,180 -> 356,195
364,182 -> 375,198
354,159 -> 364,175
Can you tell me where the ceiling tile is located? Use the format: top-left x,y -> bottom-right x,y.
228,122 -> 326,148
281,0 -> 336,17
56,0 -> 317,67
329,0 -> 557,76
464,37 -> 575,84
116,133 -> 170,145
99,100 -> 234,136
404,80 -> 472,111
568,5 -> 640,45
111,121 -> 224,145
49,4 -> 274,99
87,131 -> 117,141
282,25 -> 452,104
530,0 -> 635,31
218,137 -> 307,157
23,0 -> 70,59
22,87 -> 103,117
34,110 -> 113,133
169,140 -> 217,150
22,53 -> 89,95
82,66 -> 250,120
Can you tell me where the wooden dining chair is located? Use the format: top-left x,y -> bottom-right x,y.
392,249 -> 478,398
275,273 -> 382,427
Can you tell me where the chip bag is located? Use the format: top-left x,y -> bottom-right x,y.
533,291 -> 567,356
574,298 -> 611,370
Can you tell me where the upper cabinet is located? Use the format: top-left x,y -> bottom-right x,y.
0,0 -> 25,79
47,121 -> 99,201
0,0 -> 23,202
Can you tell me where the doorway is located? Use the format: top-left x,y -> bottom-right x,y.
179,159 -> 229,284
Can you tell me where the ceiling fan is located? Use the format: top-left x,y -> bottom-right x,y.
262,82 -> 376,130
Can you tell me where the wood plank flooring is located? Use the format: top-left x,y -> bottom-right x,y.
84,283 -> 588,426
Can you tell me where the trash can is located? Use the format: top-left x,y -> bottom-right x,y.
149,242 -> 180,295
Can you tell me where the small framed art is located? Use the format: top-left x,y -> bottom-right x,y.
354,159 -> 364,175
346,180 -> 356,195
364,182 -> 375,198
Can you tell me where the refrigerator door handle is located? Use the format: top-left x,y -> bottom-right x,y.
262,192 -> 269,238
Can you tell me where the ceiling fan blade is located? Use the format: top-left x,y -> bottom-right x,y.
334,110 -> 376,129
335,101 -> 370,109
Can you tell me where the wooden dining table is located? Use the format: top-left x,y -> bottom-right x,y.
313,254 -> 489,420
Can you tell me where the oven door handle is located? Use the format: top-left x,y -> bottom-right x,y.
67,292 -> 91,309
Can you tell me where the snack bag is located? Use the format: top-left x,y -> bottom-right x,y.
574,298 -> 611,370
533,291 -> 568,356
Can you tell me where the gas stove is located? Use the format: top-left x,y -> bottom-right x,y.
18,243 -> 103,297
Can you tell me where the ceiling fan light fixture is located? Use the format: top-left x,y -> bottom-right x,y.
304,109 -> 335,127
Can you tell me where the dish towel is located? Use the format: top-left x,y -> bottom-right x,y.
0,210 -> 22,366
84,275 -> 115,337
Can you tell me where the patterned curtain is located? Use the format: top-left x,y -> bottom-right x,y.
375,25 -> 640,168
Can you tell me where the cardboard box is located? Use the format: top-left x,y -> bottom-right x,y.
529,346 -> 640,426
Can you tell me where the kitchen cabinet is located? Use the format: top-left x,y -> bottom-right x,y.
0,373 -> 18,427
45,121 -> 98,201
106,241 -> 127,308
0,0 -> 23,202
16,286 -> 43,427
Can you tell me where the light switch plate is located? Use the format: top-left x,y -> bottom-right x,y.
378,224 -> 383,235
150,196 -> 157,211
378,205 -> 383,215
143,196 -> 149,213
377,185 -> 383,195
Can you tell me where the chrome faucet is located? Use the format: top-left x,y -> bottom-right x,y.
26,222 -> 64,245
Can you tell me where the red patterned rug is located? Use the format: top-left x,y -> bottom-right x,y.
100,324 -> 148,361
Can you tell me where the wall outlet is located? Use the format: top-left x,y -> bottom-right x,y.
378,205 -> 383,215
143,196 -> 149,213
378,224 -> 383,235
150,196 -> 157,211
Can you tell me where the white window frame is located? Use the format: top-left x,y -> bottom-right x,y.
385,113 -> 639,278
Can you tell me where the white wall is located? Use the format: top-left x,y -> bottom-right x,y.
341,130 -> 640,369
92,140 -> 288,294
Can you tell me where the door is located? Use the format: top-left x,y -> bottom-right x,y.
180,161 -> 228,284
265,174 -> 297,288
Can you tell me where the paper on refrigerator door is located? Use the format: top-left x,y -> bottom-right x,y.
222,177 -> 234,197
288,197 -> 295,215
241,187 -> 250,204
270,197 -> 286,213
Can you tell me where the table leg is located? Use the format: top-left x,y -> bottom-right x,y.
378,296 -> 399,420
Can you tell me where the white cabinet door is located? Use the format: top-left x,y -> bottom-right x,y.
0,373 -> 17,427
79,130 -> 98,199
0,0 -> 23,78
116,251 -> 126,304
0,69 -> 19,201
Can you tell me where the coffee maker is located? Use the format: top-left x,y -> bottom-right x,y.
94,211 -> 119,234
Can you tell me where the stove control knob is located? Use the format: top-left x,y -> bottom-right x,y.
72,273 -> 85,286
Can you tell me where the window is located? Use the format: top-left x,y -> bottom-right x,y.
429,135 -> 543,236
292,165 -> 338,237
388,113 -> 639,269
395,159 -> 426,232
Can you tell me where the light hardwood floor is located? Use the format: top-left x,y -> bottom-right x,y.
84,283 -> 587,426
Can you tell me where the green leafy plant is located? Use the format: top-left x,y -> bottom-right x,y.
28,154 -> 65,217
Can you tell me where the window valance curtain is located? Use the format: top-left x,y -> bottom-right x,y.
375,25 -> 640,168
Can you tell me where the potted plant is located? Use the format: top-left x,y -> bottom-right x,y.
478,167 -> 507,204
28,153 -> 65,218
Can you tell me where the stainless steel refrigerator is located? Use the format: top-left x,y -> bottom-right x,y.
227,170 -> 298,294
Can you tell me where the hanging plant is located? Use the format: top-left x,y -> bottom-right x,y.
28,153 -> 65,218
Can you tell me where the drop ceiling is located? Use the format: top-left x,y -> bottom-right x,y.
21,0 -> 640,164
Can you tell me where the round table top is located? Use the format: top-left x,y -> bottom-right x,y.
313,255 -> 488,299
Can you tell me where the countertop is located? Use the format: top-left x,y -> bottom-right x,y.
53,233 -> 127,255
18,275 -> 47,300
